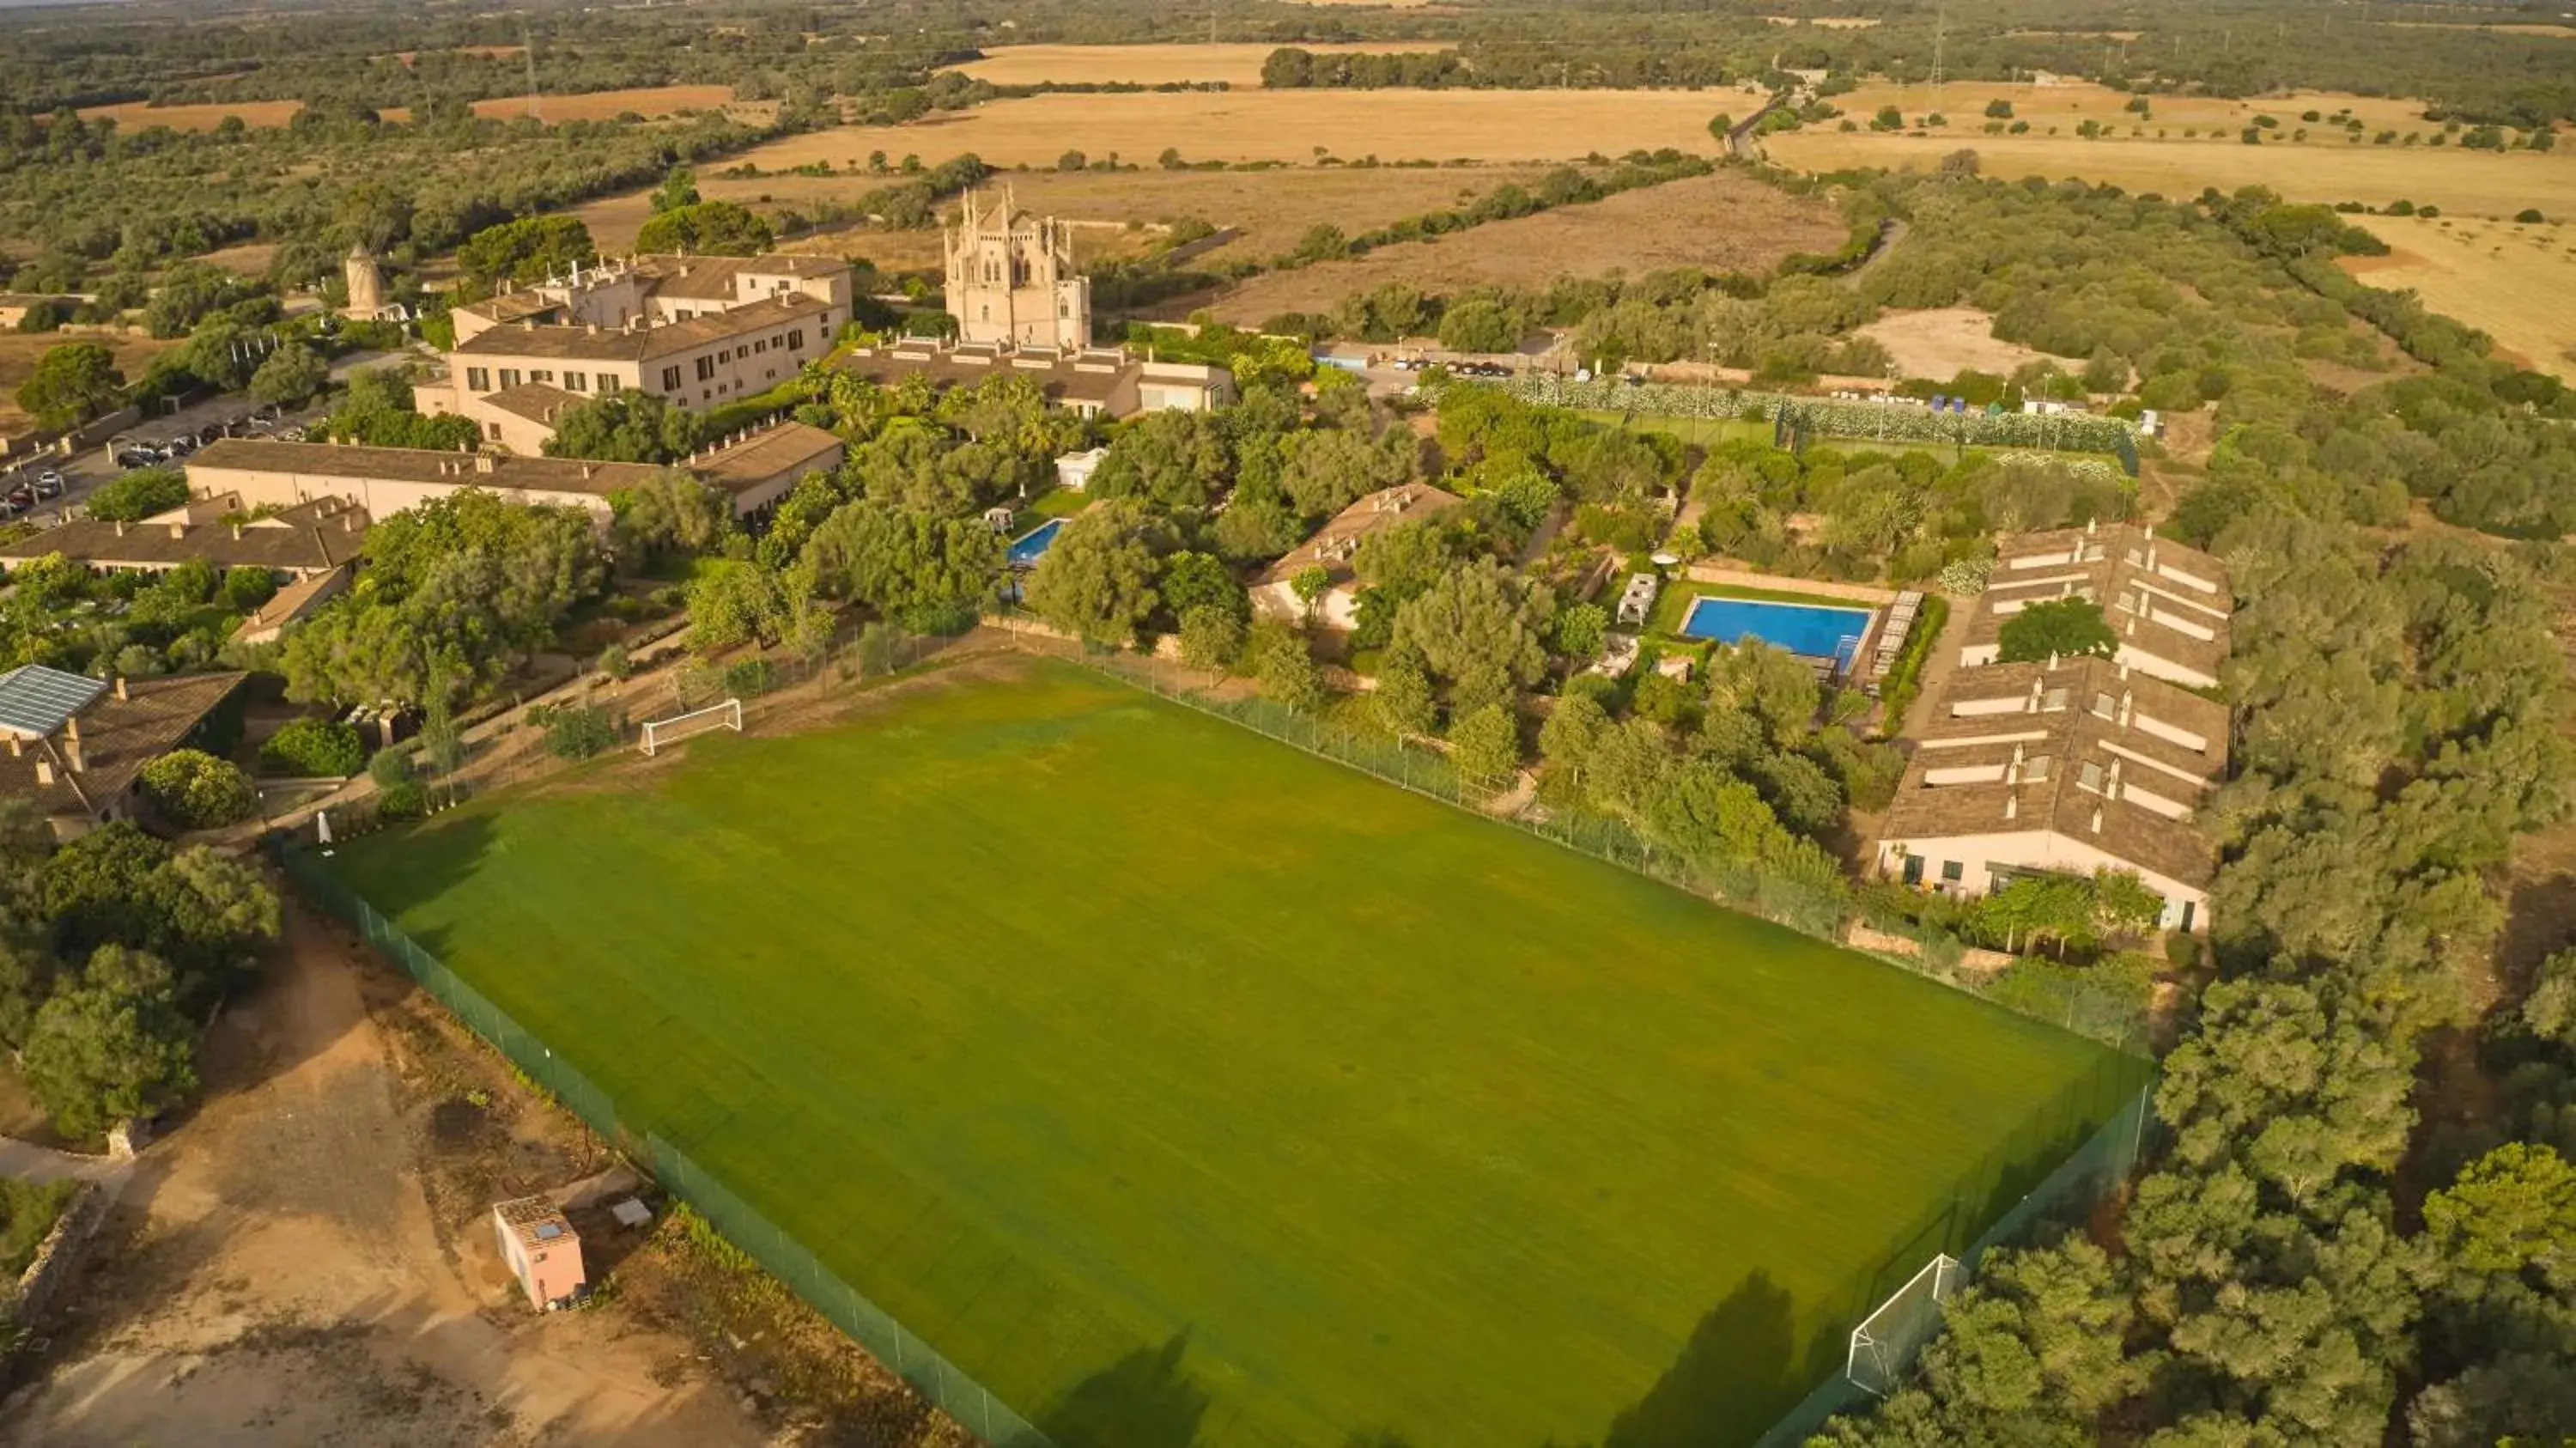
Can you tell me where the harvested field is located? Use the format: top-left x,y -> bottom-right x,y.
1857,307 -> 2051,380
0,332 -> 174,432
76,97 -> 304,131
1202,170 -> 1842,319
732,88 -> 1733,168
480,83 -> 742,122
572,157 -> 1554,262
1767,14 -> 1882,25
1767,128 -> 2576,220
2385,20 -> 2576,36
947,41 -> 1435,87
2342,215 -> 2576,380
1831,80 -> 2433,137
80,82 -> 742,131
198,240 -> 278,277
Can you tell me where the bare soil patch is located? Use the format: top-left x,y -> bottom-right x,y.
0,903 -> 953,1448
77,98 -> 305,131
946,42 -> 1432,88
1855,306 -> 2050,379
0,332 -> 176,433
2385,20 -> 2576,37
2342,215 -> 2576,381
735,88 -> 1735,170
1201,169 -> 1841,319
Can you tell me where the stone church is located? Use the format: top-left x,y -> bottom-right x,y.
942,186 -> 1092,350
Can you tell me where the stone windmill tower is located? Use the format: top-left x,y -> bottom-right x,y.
342,243 -> 386,320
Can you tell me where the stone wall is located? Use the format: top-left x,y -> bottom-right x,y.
1,1181 -> 103,1353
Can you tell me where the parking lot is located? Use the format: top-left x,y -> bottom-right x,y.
0,392 -> 332,528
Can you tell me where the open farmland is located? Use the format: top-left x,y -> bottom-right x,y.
1856,307 -> 2053,380
2342,214 -> 2576,379
569,161 -> 1559,265
79,82 -> 744,131
729,88 -> 1735,169
0,332 -> 174,431
1768,127 -> 2576,220
2384,20 -> 2576,37
1832,81 -> 2435,137
329,658 -> 2143,1448
945,41 -> 1436,87
1204,169 -> 1842,320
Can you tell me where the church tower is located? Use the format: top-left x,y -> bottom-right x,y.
941,186 -> 1091,350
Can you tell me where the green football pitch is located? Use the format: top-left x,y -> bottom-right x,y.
332,659 -> 2145,1448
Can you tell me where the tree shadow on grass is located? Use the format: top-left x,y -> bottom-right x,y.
1015,1332 -> 1212,1448
1598,1269 -> 1833,1448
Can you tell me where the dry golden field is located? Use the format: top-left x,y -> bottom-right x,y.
2385,20 -> 2576,37
80,82 -> 741,131
1766,15 -> 1882,25
1768,128 -> 2576,219
0,332 -> 174,432
572,161 -> 1555,269
945,41 -> 1435,87
2342,214 -> 2576,379
1202,169 -> 1841,320
733,89 -> 1735,169
1856,307 -> 2052,378
1831,81 -> 2436,137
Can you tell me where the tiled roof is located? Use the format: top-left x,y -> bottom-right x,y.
480,382 -> 586,425
0,493 -> 368,575
452,293 -> 828,363
0,671 -> 246,821
1256,484 -> 1463,587
1878,657 -> 2230,888
191,438 -> 662,497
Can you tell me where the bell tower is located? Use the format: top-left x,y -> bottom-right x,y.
942,186 -> 1091,350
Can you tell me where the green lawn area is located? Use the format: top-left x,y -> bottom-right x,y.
332,659 -> 2145,1448
1645,577 -> 1882,637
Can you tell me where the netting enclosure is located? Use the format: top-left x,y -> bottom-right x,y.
1847,1253 -> 1960,1396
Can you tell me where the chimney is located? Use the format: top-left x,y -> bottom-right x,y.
2089,806 -> 2104,834
4,733 -> 18,757
113,675 -> 128,702
580,464 -> 594,481
522,319 -> 535,331
475,454 -> 495,474
168,520 -> 185,539
2004,792 -> 2019,821
587,323 -> 599,335
63,738 -> 82,773
33,758 -> 50,787
231,522 -> 242,540
113,520 -> 125,537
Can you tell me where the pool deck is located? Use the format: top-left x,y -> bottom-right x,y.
1673,581 -> 1886,678
1682,563 -> 1898,606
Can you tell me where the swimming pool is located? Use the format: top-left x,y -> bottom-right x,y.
1007,518 -> 1066,569
1680,594 -> 1874,667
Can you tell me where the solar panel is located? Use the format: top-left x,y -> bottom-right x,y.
534,1221 -> 564,1240
0,665 -> 106,739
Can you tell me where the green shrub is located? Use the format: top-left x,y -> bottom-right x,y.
368,746 -> 416,788
259,717 -> 367,777
138,749 -> 257,828
535,703 -> 621,759
723,657 -> 776,698
374,779 -> 428,823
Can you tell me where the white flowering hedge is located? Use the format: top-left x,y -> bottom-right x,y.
1485,375 -> 2141,474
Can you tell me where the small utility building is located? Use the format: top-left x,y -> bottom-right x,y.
491,1196 -> 586,1311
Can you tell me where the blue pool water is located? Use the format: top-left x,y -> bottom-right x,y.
1007,518 -> 1066,568
1680,595 -> 1873,666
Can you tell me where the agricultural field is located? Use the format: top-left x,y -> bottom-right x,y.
729,88 -> 1741,171
1203,169 -> 1843,321
0,332 -> 175,432
945,41 -> 1435,88
571,161 -> 1559,267
1768,125 -> 2576,220
1856,307 -> 2052,380
1834,80 -> 2436,137
77,82 -> 745,131
2342,214 -> 2576,380
330,658 -> 2143,1448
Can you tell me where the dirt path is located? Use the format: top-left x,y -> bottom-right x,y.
0,911 -> 774,1448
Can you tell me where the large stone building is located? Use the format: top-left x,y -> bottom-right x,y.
1959,522 -> 2232,690
416,254 -> 854,452
1874,657 -> 2231,933
180,422 -> 846,529
943,186 -> 1091,350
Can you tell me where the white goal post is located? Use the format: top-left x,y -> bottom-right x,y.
1847,1253 -> 1961,1396
640,697 -> 743,757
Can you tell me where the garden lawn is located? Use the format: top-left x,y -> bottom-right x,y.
332,658 -> 2144,1448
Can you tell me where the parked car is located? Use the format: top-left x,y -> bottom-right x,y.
163,435 -> 198,458
3,484 -> 32,510
115,447 -> 161,468
279,425 -> 307,442
32,470 -> 63,497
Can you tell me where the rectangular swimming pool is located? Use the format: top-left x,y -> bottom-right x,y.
1007,517 -> 1066,568
1680,594 -> 1874,666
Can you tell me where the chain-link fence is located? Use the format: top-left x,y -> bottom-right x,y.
1750,1069 -> 2155,1448
274,848 -> 1060,1448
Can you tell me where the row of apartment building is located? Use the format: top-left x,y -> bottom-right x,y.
1873,521 -> 2235,934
